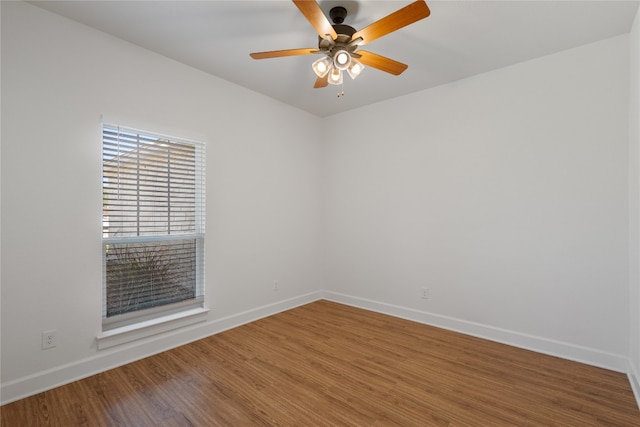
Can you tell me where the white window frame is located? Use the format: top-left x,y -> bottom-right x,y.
100,123 -> 206,341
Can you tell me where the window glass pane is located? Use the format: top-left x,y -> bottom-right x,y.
102,127 -> 199,237
105,239 -> 198,317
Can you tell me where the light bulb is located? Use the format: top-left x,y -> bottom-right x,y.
333,49 -> 351,71
347,58 -> 364,79
328,68 -> 343,85
312,56 -> 331,78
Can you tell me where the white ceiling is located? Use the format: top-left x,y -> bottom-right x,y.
30,1 -> 639,117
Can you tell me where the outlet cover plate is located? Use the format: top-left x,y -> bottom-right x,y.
42,330 -> 57,349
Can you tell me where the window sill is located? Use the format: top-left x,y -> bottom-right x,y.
96,307 -> 209,350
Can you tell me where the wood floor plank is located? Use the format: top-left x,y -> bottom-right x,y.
2,300 -> 639,426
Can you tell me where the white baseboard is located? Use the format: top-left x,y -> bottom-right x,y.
629,362 -> 640,410
0,291 -> 323,405
2,290 -> 632,406
323,291 -> 629,373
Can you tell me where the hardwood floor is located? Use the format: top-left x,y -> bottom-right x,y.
2,300 -> 639,426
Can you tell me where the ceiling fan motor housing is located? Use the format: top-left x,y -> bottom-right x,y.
318,24 -> 357,49
329,6 -> 347,24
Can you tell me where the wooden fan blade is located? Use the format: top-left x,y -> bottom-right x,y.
357,51 -> 408,75
292,0 -> 338,41
250,48 -> 318,59
352,0 -> 430,46
314,74 -> 329,88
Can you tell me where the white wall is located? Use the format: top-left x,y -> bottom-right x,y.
1,1 -> 323,402
629,6 -> 640,398
324,35 -> 630,368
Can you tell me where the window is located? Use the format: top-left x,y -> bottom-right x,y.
102,124 -> 205,331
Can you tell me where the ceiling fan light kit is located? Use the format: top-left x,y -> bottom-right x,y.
313,44 -> 359,86
250,0 -> 431,92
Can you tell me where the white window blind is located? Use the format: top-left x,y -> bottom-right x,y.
102,124 -> 205,330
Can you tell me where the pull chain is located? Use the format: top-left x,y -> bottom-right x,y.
337,83 -> 344,98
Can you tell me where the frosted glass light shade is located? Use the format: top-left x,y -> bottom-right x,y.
347,59 -> 364,79
328,68 -> 343,85
312,56 -> 331,78
333,49 -> 351,70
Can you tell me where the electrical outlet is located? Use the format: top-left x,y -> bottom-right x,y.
273,280 -> 279,291
421,287 -> 429,299
42,330 -> 57,349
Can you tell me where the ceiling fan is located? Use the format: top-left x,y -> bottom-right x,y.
249,0 -> 430,89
